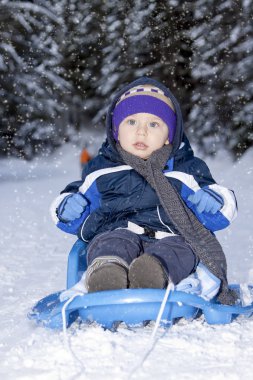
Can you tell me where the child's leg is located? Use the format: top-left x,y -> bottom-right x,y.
87,229 -> 142,266
86,229 -> 142,292
129,236 -> 197,288
144,236 -> 197,284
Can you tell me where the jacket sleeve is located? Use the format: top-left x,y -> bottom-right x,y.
165,156 -> 238,231
50,160 -> 96,235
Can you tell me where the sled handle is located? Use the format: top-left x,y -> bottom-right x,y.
67,239 -> 87,289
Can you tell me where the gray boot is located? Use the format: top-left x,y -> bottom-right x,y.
129,253 -> 168,289
85,256 -> 129,292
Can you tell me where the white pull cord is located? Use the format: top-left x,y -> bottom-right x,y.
61,293 -> 87,372
128,282 -> 174,379
60,282 -> 174,379
150,282 -> 174,341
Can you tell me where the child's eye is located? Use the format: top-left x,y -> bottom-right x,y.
149,121 -> 159,128
127,119 -> 136,126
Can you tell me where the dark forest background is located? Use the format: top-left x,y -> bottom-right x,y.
0,0 -> 252,160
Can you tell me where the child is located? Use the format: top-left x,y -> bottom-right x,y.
51,77 -> 238,305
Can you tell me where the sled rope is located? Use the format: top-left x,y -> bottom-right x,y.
128,282 -> 174,379
151,282 -> 174,341
61,293 -> 87,372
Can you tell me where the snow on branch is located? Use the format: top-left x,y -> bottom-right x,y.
4,1 -> 62,24
0,43 -> 24,66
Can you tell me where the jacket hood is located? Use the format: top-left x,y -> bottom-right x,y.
104,77 -> 185,160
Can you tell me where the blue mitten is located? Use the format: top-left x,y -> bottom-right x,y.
175,264 -> 221,301
175,273 -> 201,295
57,193 -> 87,222
187,188 -> 224,214
196,263 -> 221,300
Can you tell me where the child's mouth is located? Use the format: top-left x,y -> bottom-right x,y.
133,142 -> 148,150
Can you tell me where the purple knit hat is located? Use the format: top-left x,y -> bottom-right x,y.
112,85 -> 177,142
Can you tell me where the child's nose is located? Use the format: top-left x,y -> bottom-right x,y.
136,123 -> 148,135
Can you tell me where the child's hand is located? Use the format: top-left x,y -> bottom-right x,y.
187,188 -> 224,214
57,193 -> 87,222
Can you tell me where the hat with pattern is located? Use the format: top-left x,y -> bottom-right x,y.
112,85 -> 177,142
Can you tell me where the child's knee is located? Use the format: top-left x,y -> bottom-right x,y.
145,236 -> 197,284
87,229 -> 142,266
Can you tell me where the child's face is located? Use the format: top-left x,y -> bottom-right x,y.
118,113 -> 169,159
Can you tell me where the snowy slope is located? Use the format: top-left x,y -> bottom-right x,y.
0,141 -> 253,380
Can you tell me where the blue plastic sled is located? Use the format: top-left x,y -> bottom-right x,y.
28,239 -> 253,330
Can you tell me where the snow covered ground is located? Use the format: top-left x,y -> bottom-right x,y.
1,138 -> 253,380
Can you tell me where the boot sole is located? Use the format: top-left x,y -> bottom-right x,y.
87,263 -> 128,292
129,254 -> 167,289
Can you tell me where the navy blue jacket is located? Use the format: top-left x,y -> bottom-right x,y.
51,77 -> 237,242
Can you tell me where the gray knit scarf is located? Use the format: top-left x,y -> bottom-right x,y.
117,143 -> 237,305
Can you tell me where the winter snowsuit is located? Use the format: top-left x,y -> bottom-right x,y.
51,77 -> 237,288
